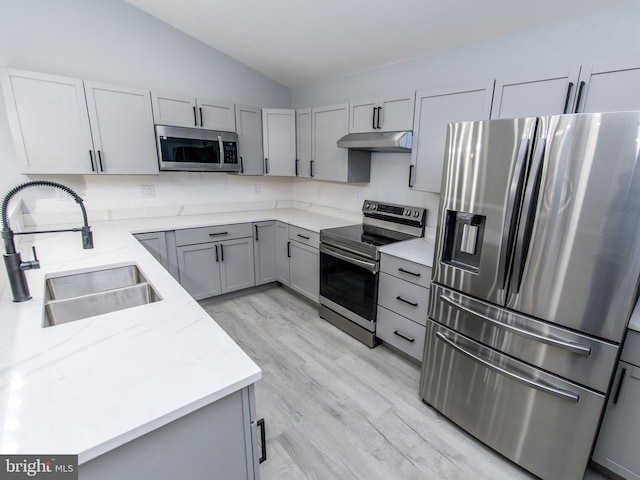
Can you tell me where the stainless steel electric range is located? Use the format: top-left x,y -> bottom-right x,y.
319,200 -> 426,347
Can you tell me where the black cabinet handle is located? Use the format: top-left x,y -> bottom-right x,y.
394,330 -> 415,343
214,244 -> 219,262
287,241 -> 291,258
377,106 -> 382,129
398,267 -> 421,277
193,106 -> 197,126
613,368 -> 627,404
563,82 -> 574,114
257,418 -> 267,463
89,150 -> 95,172
265,158 -> 269,174
396,295 -> 418,307
97,150 -> 104,172
574,81 -> 586,113
254,224 -> 259,241
310,160 -> 314,178
220,244 -> 224,262
240,157 -> 244,174
199,107 -> 203,127
372,107 -> 377,129
408,165 -> 414,188
295,159 -> 299,176
208,232 -> 228,237
297,234 -> 310,240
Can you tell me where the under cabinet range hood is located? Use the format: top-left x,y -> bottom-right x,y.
337,131 -> 413,152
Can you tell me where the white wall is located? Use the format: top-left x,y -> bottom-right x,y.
0,0 -> 292,219
291,1 -> 640,226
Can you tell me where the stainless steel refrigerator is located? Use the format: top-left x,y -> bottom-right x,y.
419,111 -> 640,480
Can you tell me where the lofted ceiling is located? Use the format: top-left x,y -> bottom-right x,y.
125,0 -> 626,89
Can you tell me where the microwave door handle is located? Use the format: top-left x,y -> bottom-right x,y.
496,134 -> 531,291
510,135 -> 547,295
218,136 -> 224,164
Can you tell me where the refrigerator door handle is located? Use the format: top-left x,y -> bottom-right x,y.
510,135 -> 547,295
435,331 -> 580,403
496,135 -> 531,290
440,294 -> 592,356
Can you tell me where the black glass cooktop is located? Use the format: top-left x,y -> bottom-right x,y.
321,224 -> 413,258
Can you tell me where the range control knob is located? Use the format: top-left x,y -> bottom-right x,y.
371,203 -> 377,210
364,202 -> 370,209
413,211 -> 420,218
404,210 -> 411,216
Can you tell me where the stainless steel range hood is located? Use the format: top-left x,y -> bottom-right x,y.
337,131 -> 413,152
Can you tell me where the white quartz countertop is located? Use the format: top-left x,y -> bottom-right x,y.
0,207 -> 356,463
379,228 -> 436,267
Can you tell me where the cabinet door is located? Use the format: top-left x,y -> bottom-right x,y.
262,108 -> 296,176
378,93 -> 415,131
1,68 -> 94,174
135,232 -> 169,270
592,362 -> 640,480
276,222 -> 290,285
312,103 -> 349,182
84,82 -> 158,175
492,67 -> 581,119
151,92 -> 198,127
253,221 -> 277,285
410,81 -> 494,193
235,105 -> 264,175
296,108 -> 312,178
176,243 -> 222,300
289,241 -> 319,303
349,97 -> 378,133
219,237 -> 256,294
577,58 -> 640,113
198,98 -> 236,131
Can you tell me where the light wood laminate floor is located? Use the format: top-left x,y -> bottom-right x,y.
204,286 -> 608,480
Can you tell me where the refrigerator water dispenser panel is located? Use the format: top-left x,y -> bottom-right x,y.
442,211 -> 485,273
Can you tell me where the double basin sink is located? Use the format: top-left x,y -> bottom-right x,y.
43,263 -> 161,327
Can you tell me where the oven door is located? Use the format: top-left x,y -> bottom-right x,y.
319,244 -> 379,331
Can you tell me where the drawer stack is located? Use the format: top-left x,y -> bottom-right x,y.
376,253 -> 431,361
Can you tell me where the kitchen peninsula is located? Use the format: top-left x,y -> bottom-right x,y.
0,205 -> 356,478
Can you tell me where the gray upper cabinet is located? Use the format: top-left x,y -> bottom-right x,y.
491,66 -> 581,119
235,105 -> 263,175
253,221 -> 278,285
1,68 -> 157,175
262,108 -> 296,176
409,80 -> 494,193
151,91 -> 236,131
349,93 -> 414,133
296,108 -> 312,178
312,102 -> 370,183
576,58 -> 640,113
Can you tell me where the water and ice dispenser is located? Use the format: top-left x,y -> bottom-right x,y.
441,210 -> 486,273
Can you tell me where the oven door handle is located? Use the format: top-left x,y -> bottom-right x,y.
320,244 -> 378,273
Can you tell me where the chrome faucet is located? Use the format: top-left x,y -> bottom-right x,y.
2,180 -> 94,302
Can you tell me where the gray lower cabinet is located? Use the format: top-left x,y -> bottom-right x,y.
134,232 -> 169,270
79,385 -> 263,480
592,330 -> 640,480
253,221 -> 278,285
376,253 -> 431,361
175,223 -> 255,300
276,223 -> 319,303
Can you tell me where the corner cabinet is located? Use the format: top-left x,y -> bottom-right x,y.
409,81 -> 494,193
262,108 -> 296,176
235,105 -> 264,175
276,223 -> 320,303
1,68 -> 158,175
312,103 -> 370,183
78,386 -> 265,480
151,91 -> 236,131
348,93 -> 414,133
253,221 -> 278,285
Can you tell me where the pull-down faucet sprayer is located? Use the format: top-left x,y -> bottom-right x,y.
2,180 -> 94,302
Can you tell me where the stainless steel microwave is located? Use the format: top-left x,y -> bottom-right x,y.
156,125 -> 240,172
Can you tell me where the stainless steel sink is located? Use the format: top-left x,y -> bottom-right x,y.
43,263 -> 161,327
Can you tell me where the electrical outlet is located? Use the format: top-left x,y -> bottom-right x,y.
254,184 -> 261,194
140,185 -> 155,198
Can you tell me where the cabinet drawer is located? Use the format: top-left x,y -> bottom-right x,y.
380,254 -> 431,288
289,226 -> 319,249
621,330 -> 640,366
378,272 -> 429,326
175,223 -> 252,246
377,306 -> 425,361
